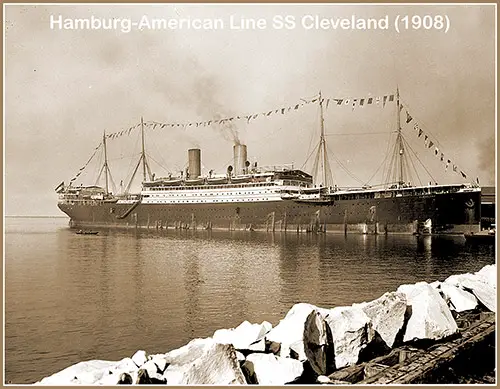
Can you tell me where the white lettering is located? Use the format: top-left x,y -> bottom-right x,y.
301,14 -> 389,30
49,14 -> 63,29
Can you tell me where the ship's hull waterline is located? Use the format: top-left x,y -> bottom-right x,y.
58,189 -> 481,234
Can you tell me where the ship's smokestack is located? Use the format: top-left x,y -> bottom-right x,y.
188,148 -> 201,178
233,144 -> 248,176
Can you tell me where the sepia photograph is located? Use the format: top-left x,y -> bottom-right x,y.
4,3 -> 496,385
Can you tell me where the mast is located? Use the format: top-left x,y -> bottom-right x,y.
396,87 -> 404,185
319,91 -> 327,186
141,116 -> 147,182
310,91 -> 333,188
103,130 -> 109,195
124,117 -> 152,194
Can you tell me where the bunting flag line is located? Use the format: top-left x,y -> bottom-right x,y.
406,110 -> 413,123
405,107 -> 470,181
101,92 -> 397,142
69,142 -> 102,184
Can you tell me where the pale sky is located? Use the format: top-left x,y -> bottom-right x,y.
5,4 -> 496,216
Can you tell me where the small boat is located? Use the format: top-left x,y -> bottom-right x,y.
185,178 -> 205,185
76,230 -> 99,235
464,228 -> 495,244
230,175 -> 253,184
207,176 -> 228,185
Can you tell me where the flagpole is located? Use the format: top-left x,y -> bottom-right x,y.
319,91 -> 328,186
396,87 -> 405,186
103,130 -> 109,195
141,116 -> 147,183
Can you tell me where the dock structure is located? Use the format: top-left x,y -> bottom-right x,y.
355,312 -> 495,384
481,186 -> 495,228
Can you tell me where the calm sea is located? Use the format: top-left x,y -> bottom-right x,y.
4,216 -> 495,384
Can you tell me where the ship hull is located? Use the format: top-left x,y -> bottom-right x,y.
58,189 -> 481,234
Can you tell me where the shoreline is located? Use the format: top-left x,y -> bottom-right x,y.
34,263 -> 496,385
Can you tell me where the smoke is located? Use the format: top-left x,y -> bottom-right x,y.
476,135 -> 495,185
191,73 -> 241,145
5,4 -> 495,216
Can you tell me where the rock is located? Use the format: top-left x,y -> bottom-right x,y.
148,354 -> 168,373
355,292 -> 407,348
397,282 -> 458,342
323,306 -> 373,369
37,360 -> 118,385
213,320 -> 272,351
117,372 -> 133,384
445,273 -> 496,312
439,283 -> 478,312
317,375 -> 332,384
430,280 -> 442,289
163,338 -> 215,365
139,360 -> 166,382
242,353 -> 304,385
303,310 -> 334,375
475,264 -> 496,289
131,350 -> 148,367
136,369 -> 152,384
235,351 -> 245,362
266,303 -> 327,359
135,367 -> 166,384
163,340 -> 246,384
94,357 -> 140,385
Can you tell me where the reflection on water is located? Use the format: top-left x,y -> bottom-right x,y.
5,217 -> 495,384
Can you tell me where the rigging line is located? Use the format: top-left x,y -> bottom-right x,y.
318,141 -> 334,185
402,135 -> 423,186
325,142 -> 364,185
146,153 -> 171,174
147,94 -> 319,133
382,135 -> 395,185
364,149 -> 390,186
93,148 -> 104,185
384,138 -> 399,186
108,153 -> 141,162
400,98 -> 447,150
401,135 -> 436,183
304,105 -> 321,169
300,140 -> 320,171
381,127 -> 397,185
364,131 -> 396,185
122,130 -> 142,187
146,138 -> 171,173
311,142 -> 322,184
325,131 -> 396,136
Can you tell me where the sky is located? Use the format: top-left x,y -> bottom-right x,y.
5,4 -> 496,216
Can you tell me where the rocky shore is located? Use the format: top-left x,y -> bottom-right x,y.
36,264 -> 496,385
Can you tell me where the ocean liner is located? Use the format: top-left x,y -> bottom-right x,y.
56,90 -> 481,234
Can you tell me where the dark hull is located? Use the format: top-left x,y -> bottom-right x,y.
464,231 -> 496,244
58,190 -> 481,234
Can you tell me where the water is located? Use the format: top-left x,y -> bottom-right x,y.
4,217 -> 495,384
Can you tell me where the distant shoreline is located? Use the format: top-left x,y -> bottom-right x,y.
5,215 -> 69,219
